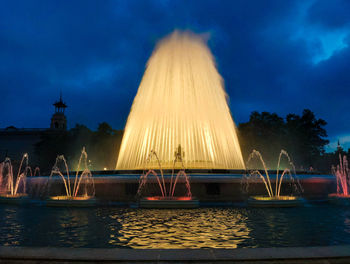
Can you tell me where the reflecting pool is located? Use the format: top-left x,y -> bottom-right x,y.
0,204 -> 349,248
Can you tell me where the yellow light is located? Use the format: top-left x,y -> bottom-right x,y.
49,195 -> 92,200
251,196 -> 298,201
103,167 -> 107,171
116,31 -> 245,170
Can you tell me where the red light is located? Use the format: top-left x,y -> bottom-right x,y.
145,196 -> 192,201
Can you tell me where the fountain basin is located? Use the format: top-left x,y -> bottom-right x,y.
328,194 -> 350,205
0,193 -> 29,205
46,196 -> 97,207
139,196 -> 199,208
247,196 -> 305,207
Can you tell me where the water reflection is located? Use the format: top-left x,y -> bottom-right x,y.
109,208 -> 250,248
0,208 -> 23,246
0,205 -> 350,248
55,209 -> 90,247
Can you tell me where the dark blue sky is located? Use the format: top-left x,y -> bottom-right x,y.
1,0 -> 349,151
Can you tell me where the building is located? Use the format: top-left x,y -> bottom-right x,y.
50,94 -> 67,130
0,95 -> 68,164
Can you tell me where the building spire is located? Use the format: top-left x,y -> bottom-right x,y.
53,92 -> 67,112
50,91 -> 67,130
337,140 -> 342,152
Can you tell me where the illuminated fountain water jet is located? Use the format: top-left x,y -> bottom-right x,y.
116,31 -> 244,170
329,154 -> 350,205
138,146 -> 199,208
0,153 -> 30,204
27,166 -> 41,177
46,147 -> 96,207
244,150 -> 304,207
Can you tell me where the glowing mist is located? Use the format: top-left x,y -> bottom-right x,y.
116,31 -> 245,170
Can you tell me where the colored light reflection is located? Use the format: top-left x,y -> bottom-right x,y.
111,208 -> 251,249
251,196 -> 298,201
0,194 -> 27,198
145,196 -> 192,201
49,195 -> 93,201
329,193 -> 350,198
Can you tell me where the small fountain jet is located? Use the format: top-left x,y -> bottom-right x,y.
137,146 -> 198,208
329,154 -> 350,203
0,153 -> 32,204
46,147 -> 96,206
0,153 -> 30,198
244,150 -> 304,207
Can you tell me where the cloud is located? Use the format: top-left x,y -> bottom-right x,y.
0,0 -> 349,152
307,0 -> 350,29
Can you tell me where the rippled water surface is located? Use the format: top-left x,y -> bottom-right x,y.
0,204 -> 349,248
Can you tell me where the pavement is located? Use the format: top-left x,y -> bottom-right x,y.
1,245 -> 350,263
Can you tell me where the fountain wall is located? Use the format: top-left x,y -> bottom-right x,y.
27,174 -> 335,203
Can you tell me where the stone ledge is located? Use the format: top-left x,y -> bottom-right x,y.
0,245 -> 350,263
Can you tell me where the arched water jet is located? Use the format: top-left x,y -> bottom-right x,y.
33,167 -> 41,177
329,154 -> 350,205
46,147 -> 96,206
332,154 -> 349,196
0,154 -> 31,204
245,150 -> 304,207
138,147 -> 198,208
0,153 -> 30,197
137,147 -> 192,199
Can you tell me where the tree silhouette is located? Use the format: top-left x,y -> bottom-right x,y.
35,122 -> 123,173
238,109 -> 329,170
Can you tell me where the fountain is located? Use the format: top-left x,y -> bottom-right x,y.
328,154 -> 350,205
32,167 -> 41,177
0,153 -> 30,204
244,150 -> 304,207
46,147 -> 96,207
138,145 -> 199,208
116,31 -> 245,170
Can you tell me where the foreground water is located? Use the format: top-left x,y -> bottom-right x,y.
0,204 -> 349,248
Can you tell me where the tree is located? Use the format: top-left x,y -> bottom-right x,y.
238,109 -> 329,170
89,122 -> 123,170
286,109 -> 329,167
238,111 -> 287,168
35,122 -> 123,173
35,131 -> 70,173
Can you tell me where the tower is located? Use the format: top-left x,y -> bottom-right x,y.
50,93 -> 67,130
